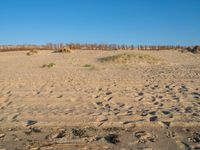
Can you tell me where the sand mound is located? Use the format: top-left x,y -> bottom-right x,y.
98,53 -> 161,64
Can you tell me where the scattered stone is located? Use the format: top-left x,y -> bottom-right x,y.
26,120 -> 37,126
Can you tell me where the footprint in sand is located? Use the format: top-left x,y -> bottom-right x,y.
166,131 -> 176,138
159,121 -> 171,127
107,96 -> 113,101
134,131 -> 157,143
188,131 -> 200,143
57,95 -> 63,98
149,116 -> 158,122
162,110 -> 171,115
176,141 -> 191,150
178,85 -> 188,94
116,102 -> 125,108
7,113 -> 20,121
6,101 -> 12,107
104,133 -> 120,144
141,110 -> 149,117
149,111 -> 156,116
105,91 -> 112,95
95,101 -> 103,106
97,115 -> 108,122
185,107 -> 193,113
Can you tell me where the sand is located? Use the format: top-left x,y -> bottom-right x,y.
0,50 -> 200,150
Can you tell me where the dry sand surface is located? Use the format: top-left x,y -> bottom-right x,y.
0,50 -> 200,150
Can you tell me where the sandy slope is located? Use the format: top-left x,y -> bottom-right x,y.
0,50 -> 200,150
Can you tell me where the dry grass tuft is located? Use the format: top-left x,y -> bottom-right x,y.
98,53 -> 161,64
26,49 -> 38,56
185,46 -> 200,54
83,64 -> 98,70
41,63 -> 56,68
54,46 -> 72,53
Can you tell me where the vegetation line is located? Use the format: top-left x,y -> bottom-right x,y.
0,43 -> 189,52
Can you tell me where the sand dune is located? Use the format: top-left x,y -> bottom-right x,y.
0,50 -> 200,150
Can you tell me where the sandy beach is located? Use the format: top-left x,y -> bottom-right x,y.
0,50 -> 200,150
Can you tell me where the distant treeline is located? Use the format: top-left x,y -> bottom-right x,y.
0,43 -> 187,52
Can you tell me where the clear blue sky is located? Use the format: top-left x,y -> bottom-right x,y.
0,0 -> 199,45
